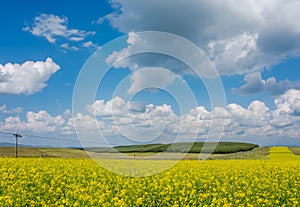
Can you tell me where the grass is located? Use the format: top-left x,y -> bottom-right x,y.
288,147 -> 300,155
40,148 -> 90,158
0,147 -> 90,158
0,147 -> 45,157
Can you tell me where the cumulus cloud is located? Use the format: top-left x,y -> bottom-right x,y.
25,110 -> 65,132
87,96 -> 127,117
81,91 -> 300,142
238,72 -> 265,94
1,90 -> 300,144
101,0 -> 300,76
105,32 -> 192,74
90,90 -> 300,141
0,109 -> 108,136
102,0 -> 261,41
0,58 -> 60,95
1,111 -> 64,133
274,89 -> 300,116
87,96 -> 177,140
206,33 -> 263,75
235,72 -> 299,95
127,68 -> 178,94
105,32 -> 214,93
24,14 -> 96,50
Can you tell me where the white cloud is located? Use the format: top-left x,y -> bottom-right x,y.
89,98 -> 140,115
235,72 -> 299,95
87,96 -> 176,119
103,0 -> 262,41
87,96 -> 127,117
24,14 -> 95,49
105,32 -> 198,93
274,89 -> 300,116
268,90 -> 300,139
238,72 -> 266,94
82,41 -> 98,48
60,43 -> 79,51
102,0 -> 300,76
106,32 -> 195,74
87,96 -> 177,142
87,96 -> 177,141
0,109 -> 108,136
71,112 -> 111,135
127,68 -> 178,94
0,105 -> 23,114
25,110 -> 65,132
86,93 -> 300,142
1,111 -> 62,133
206,33 -> 262,75
1,90 -> 300,144
0,58 -> 60,95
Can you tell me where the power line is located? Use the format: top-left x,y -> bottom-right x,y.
0,131 -> 13,136
22,134 -> 80,143
0,132 -> 14,141
0,134 -> 13,138
0,132 -> 15,145
0,130 -> 101,145
0,130 -> 80,143
0,131 -> 108,145
23,134 -> 101,145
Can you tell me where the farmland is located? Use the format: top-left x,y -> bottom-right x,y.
0,142 -> 262,159
0,147 -> 300,206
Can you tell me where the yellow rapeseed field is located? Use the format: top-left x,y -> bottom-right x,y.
1,147 -> 300,206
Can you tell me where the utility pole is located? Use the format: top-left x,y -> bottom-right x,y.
12,132 -> 22,158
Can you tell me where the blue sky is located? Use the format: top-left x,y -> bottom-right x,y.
0,0 -> 300,147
